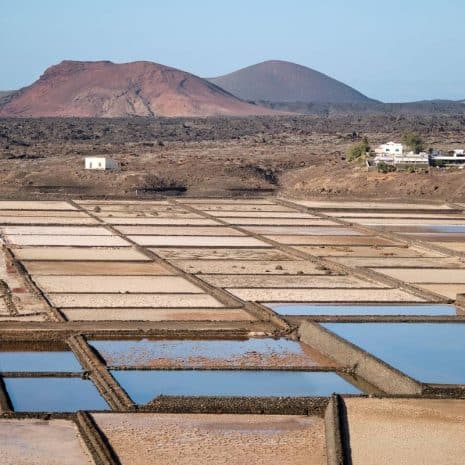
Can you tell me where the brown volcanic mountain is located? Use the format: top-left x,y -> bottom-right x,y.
0,60 -> 277,117
208,60 -> 377,104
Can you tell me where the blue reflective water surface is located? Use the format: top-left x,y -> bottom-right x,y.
323,323 -> 465,384
269,304 -> 456,316
112,369 -> 361,404
4,377 -> 109,412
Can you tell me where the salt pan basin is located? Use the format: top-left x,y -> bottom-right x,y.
112,370 -> 360,403
323,323 -> 465,384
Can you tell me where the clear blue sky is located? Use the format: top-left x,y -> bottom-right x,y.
1,0 -> 464,102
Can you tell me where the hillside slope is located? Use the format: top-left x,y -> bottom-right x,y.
208,60 -> 376,104
0,60 -> 277,117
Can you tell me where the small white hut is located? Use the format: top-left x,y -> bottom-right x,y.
84,157 -> 119,171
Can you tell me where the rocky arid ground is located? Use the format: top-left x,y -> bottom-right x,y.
1,114 -> 465,201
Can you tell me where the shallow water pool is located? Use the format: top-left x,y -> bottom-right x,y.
322,322 -> 465,384
112,369 -> 361,404
4,377 -> 110,412
268,304 -> 456,316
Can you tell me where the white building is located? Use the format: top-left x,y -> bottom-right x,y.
374,142 -> 404,156
430,149 -> 465,166
394,152 -> 429,169
369,151 -> 429,171
372,154 -> 395,166
84,157 -> 119,171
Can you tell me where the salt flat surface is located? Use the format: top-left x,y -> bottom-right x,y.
416,284 -> 465,299
23,260 -> 171,275
0,210 -> 90,217
0,419 -> 94,465
0,314 -> 47,322
211,211 -> 320,218
299,246 -> 440,258
154,247 -> 292,260
400,232 -> 465,241
182,199 -> 276,204
62,308 -> 254,321
330,256 -> 464,268
93,413 -> 326,465
92,206 -> 196,215
131,235 -> 270,247
242,224 -> 342,235
76,200 -> 170,205
356,218 -> 465,225
104,217 -> 220,225
293,236 -> 399,246
344,398 -> 465,465
95,210 -> 191,217
325,212 -> 465,219
218,218 -> 329,225
265,231 -> 365,242
49,293 -> 225,308
195,204 -> 296,212
114,226 -> 244,236
201,274 -> 386,288
36,275 -> 203,293
13,247 -> 150,261
0,216 -> 98,225
173,260 -> 325,275
227,288 -> 424,302
288,200 -> 450,210
0,226 -> 112,235
372,268 -> 465,283
0,201 -> 76,210
81,204 -> 188,212
435,242 -> 465,252
5,235 -> 129,247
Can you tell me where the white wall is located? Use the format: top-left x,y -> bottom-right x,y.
85,157 -> 106,170
375,142 -> 403,156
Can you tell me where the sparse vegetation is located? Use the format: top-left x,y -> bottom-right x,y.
143,174 -> 187,192
347,138 -> 370,162
1,116 -> 465,200
377,162 -> 396,173
403,132 -> 424,154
